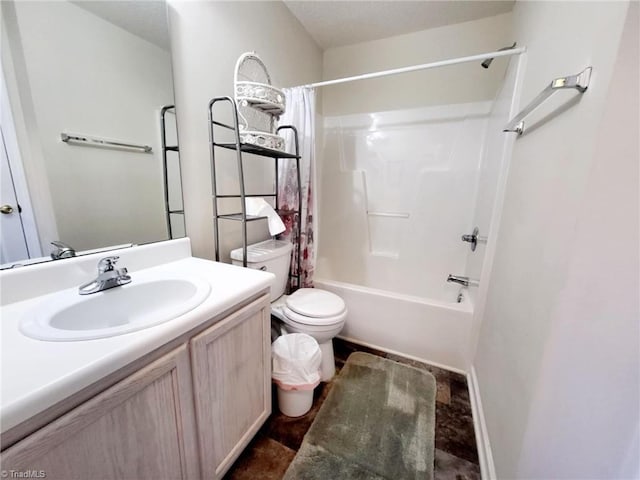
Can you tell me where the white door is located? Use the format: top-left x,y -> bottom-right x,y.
0,129 -> 30,264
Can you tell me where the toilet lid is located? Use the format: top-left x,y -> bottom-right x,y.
283,306 -> 346,327
285,288 -> 346,318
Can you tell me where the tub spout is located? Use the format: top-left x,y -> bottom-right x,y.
447,275 -> 479,287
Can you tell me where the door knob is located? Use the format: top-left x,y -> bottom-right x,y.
0,204 -> 14,214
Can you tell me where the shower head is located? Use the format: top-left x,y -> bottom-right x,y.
482,42 -> 517,69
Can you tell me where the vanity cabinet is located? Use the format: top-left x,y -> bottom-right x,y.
191,294 -> 271,479
1,293 -> 272,480
0,344 -> 200,480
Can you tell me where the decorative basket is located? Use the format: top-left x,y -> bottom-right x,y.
239,131 -> 285,151
234,52 -> 286,152
235,81 -> 285,115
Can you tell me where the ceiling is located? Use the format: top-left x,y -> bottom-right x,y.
71,1 -> 514,53
283,1 -> 515,49
72,0 -> 170,51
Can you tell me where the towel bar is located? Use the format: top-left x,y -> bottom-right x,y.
61,133 -> 152,153
504,67 -> 592,135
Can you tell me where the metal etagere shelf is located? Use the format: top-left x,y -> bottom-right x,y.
208,96 -> 302,290
160,105 -> 185,239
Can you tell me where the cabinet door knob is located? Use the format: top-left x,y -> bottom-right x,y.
0,204 -> 14,214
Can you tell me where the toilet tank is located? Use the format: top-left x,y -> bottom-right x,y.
230,239 -> 293,301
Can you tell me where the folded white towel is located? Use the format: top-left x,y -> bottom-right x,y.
245,197 -> 286,236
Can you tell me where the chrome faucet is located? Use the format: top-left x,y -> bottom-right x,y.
79,256 -> 131,295
51,241 -> 76,260
447,275 -> 479,288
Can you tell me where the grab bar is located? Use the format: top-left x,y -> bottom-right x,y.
61,133 -> 153,153
504,67 -> 592,135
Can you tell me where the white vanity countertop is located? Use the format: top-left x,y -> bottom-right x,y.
0,239 -> 274,433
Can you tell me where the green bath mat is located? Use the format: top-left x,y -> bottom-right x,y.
283,352 -> 437,480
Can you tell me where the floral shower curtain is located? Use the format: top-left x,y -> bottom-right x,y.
277,87 -> 316,289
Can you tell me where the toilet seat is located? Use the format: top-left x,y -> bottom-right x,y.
272,288 -> 347,328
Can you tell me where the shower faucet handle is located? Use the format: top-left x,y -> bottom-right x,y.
447,275 -> 479,288
461,227 -> 487,252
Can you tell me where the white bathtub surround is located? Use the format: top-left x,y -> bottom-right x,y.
318,102 -> 491,302
0,238 -> 274,433
316,102 -> 494,371
277,87 -> 317,288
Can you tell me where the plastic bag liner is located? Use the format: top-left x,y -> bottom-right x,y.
272,333 -> 322,391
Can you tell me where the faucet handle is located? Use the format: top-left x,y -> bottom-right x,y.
461,227 -> 488,252
98,256 -> 120,273
50,240 -> 76,260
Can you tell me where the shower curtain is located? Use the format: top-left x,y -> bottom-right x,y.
277,87 -> 316,289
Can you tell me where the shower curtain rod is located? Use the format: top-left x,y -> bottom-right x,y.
297,47 -> 526,89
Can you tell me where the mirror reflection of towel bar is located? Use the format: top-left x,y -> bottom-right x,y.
61,133 -> 152,153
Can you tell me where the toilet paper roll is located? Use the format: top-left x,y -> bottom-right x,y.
244,197 -> 286,236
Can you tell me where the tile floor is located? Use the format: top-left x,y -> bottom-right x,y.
225,338 -> 481,480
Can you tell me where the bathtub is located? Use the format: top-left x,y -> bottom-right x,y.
315,278 -> 474,372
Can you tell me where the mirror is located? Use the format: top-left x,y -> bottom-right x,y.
0,0 -> 184,269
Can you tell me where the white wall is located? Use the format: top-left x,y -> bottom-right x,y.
2,1 -> 172,252
322,13 -> 513,116
473,1 -> 638,478
167,1 -> 322,261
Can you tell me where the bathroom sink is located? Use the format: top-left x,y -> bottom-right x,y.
19,273 -> 211,341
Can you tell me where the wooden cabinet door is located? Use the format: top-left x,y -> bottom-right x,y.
190,294 -> 271,479
1,345 -> 199,480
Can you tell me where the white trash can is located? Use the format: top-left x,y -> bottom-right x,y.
272,333 -> 322,417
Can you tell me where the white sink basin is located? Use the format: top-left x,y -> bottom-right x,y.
19,272 -> 211,341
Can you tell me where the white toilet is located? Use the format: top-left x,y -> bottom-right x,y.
230,239 -> 347,381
